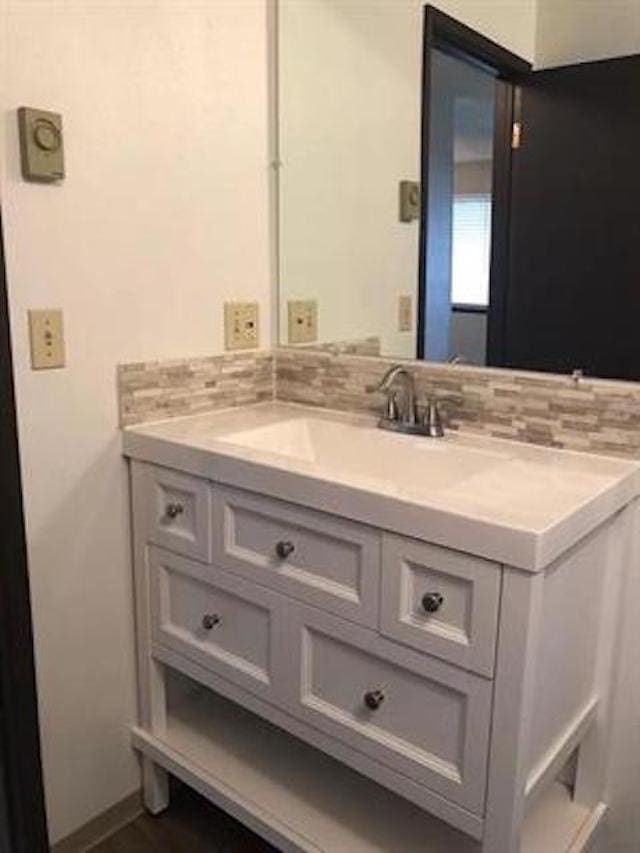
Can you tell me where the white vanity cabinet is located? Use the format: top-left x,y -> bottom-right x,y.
124,406 -> 639,853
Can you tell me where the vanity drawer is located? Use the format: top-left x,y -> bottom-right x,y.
149,546 -> 282,701
135,463 -> 211,562
286,606 -> 491,814
380,535 -> 501,677
212,485 -> 380,626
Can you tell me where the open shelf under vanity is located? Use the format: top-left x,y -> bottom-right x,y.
133,667 -> 597,853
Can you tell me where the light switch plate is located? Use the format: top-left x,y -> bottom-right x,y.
28,309 -> 66,369
398,294 -> 413,332
288,299 -> 318,344
399,180 -> 420,222
18,107 -> 65,183
224,302 -> 259,350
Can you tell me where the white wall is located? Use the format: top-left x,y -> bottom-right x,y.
278,0 -> 535,359
536,0 -> 640,67
0,0 -> 271,842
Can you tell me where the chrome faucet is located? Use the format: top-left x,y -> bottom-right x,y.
368,365 -> 445,437
372,365 -> 417,425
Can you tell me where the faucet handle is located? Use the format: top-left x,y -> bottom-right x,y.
384,391 -> 399,421
419,396 -> 445,438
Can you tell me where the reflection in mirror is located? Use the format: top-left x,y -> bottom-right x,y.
422,48 -> 495,365
278,0 -> 423,359
277,2 -> 640,381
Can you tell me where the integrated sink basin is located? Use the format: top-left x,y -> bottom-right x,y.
217,416 -> 504,492
122,401 -> 640,570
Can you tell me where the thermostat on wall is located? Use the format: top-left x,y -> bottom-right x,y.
17,107 -> 65,183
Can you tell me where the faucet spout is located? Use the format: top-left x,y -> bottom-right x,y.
371,366 -> 416,425
367,364 -> 447,438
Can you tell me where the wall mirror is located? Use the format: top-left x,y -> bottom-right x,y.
276,2 -> 640,381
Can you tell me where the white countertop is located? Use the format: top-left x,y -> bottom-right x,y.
123,402 -> 640,570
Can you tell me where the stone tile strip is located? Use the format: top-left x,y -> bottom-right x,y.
297,337 -> 382,357
275,348 -> 640,458
118,351 -> 274,427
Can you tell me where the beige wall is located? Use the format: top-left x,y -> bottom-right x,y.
536,0 -> 640,67
0,0 -> 271,842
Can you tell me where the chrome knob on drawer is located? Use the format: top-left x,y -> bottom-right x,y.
165,502 -> 185,520
202,613 -> 220,630
363,689 -> 385,711
275,540 -> 295,559
422,592 -> 444,613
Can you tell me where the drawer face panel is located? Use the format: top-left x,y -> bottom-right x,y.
212,485 -> 380,625
136,464 -> 211,562
380,536 -> 501,676
288,607 -> 492,813
149,547 -> 281,700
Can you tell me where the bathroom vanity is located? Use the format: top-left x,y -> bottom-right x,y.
123,402 -> 639,853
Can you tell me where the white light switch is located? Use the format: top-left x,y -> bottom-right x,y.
28,309 -> 66,370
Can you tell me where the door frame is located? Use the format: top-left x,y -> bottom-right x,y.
0,208 -> 49,852
416,5 -> 531,362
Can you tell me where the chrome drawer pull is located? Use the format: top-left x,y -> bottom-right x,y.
202,613 -> 220,630
165,502 -> 184,520
275,540 -> 295,559
422,592 -> 444,613
363,689 -> 385,711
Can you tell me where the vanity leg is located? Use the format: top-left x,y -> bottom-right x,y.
482,570 -> 545,853
142,757 -> 169,815
139,659 -> 170,815
130,470 -> 172,815
573,503 -> 631,812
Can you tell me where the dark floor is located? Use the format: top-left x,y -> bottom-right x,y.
91,782 -> 278,853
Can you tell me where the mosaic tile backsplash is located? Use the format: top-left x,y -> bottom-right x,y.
276,349 -> 640,458
118,347 -> 640,458
297,337 -> 382,357
118,351 -> 273,427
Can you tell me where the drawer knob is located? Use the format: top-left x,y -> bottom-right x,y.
363,689 -> 385,711
202,614 -> 220,630
165,502 -> 184,520
275,540 -> 295,559
422,592 -> 444,613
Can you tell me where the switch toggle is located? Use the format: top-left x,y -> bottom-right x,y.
28,309 -> 66,370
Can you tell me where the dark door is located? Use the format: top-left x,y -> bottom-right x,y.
498,55 -> 640,380
0,209 -> 49,852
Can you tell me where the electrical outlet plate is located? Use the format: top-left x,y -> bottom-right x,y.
288,299 -> 318,344
28,309 -> 66,369
398,294 -> 413,332
399,180 -> 420,223
224,302 -> 259,350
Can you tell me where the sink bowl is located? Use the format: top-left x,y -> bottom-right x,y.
218,416 -> 505,492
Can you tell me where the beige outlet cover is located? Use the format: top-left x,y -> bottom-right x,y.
288,299 -> 318,344
224,302 -> 259,351
398,294 -> 413,332
28,309 -> 66,369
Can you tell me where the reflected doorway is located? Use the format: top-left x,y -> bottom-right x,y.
423,47 -> 495,365
417,7 -> 530,366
